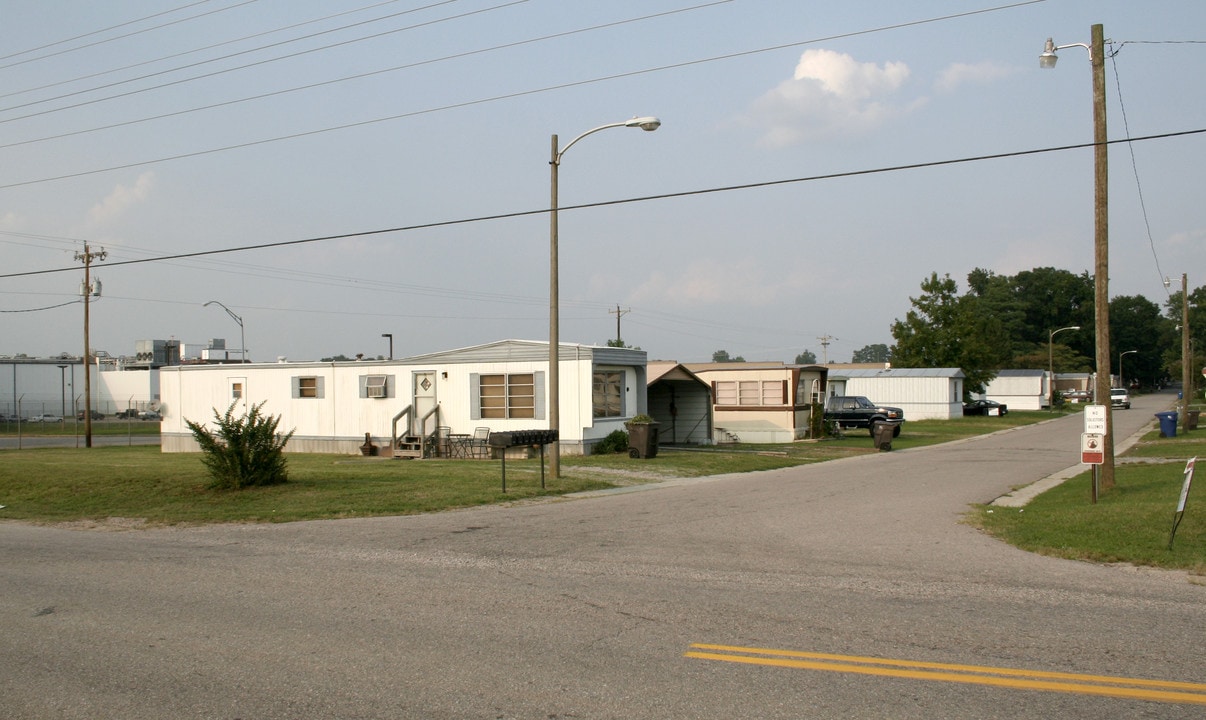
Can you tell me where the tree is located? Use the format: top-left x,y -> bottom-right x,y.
890,272 -> 1009,394
851,344 -> 890,363
186,402 -> 295,490
607,338 -> 641,350
794,350 -> 817,364
712,350 -> 745,363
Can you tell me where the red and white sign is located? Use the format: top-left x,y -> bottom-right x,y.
1081,433 -> 1105,465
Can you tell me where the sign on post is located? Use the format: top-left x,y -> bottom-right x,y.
1084,405 -> 1107,434
1081,433 -> 1104,465
1169,457 -> 1197,549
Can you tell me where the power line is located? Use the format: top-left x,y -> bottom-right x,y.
0,0 -> 409,101
0,0 -> 1044,188
0,0 -> 501,118
5,128 -> 1203,282
0,0 -> 226,64
0,1 -> 732,151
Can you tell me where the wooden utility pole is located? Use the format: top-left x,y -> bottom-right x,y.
609,305 -> 630,345
1090,23 -> 1114,490
74,244 -> 106,448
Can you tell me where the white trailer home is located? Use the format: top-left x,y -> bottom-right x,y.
981,369 -> 1048,410
160,339 -> 647,456
826,367 -> 965,420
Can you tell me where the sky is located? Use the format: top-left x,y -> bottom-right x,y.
2,0 -> 1204,365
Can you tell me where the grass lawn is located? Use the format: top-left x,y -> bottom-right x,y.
0,413 -> 1044,526
7,408 -> 1203,576
974,428 -> 1206,574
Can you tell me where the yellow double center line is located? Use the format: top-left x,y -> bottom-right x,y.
685,644 -> 1206,705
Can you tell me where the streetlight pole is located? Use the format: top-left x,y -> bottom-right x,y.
204,301 -> 246,364
1048,325 -> 1081,408
1119,350 -> 1137,390
382,333 -> 393,360
57,364 -> 68,420
1181,273 -> 1191,432
1041,23 -> 1113,489
548,116 -> 661,478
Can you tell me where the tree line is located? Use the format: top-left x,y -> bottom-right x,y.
717,266 -> 1200,397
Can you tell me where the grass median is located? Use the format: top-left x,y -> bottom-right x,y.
974,428 -> 1206,574
0,412 -> 1047,526
7,407 -> 1200,573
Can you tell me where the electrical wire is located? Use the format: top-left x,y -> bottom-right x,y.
0,0 -> 1045,189
0,0 -> 502,119
0,0 -> 226,64
5,128 -> 1203,283
0,0 -> 409,101
0,1 -> 732,151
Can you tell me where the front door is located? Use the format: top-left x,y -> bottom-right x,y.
412,371 -> 437,436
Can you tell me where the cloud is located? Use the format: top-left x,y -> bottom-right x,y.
626,258 -> 806,308
934,61 -> 1014,93
746,49 -> 912,146
85,172 -> 155,228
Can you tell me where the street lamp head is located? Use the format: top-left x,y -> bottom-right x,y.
625,116 -> 661,131
1039,38 -> 1058,68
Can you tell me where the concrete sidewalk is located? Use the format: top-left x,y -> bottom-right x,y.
990,415 -> 1158,507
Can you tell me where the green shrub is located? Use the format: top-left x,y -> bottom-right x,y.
593,429 -> 629,455
186,401 -> 295,490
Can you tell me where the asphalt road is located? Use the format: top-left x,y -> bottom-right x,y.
2,391 -> 1202,719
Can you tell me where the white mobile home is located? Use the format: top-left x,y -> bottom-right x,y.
826,368 -> 965,420
981,369 -> 1048,410
160,340 -> 647,456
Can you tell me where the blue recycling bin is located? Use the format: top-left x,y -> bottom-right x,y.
1155,411 -> 1178,438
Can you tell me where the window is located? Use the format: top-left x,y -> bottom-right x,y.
715,380 -> 785,406
365,375 -> 387,398
479,373 -> 535,419
231,381 -> 243,399
593,371 -> 623,418
292,376 -> 324,399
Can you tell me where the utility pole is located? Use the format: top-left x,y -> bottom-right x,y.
817,335 -> 837,364
609,305 -> 630,345
74,244 -> 106,448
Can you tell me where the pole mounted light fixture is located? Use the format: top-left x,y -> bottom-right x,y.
204,301 -> 246,364
1048,325 -> 1081,408
549,116 -> 661,479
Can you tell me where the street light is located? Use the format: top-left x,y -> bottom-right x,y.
382,333 -> 393,360
1048,325 -> 1080,408
1041,24 -> 1113,488
1118,350 -> 1137,390
57,364 -> 68,421
204,301 -> 246,363
548,116 -> 661,478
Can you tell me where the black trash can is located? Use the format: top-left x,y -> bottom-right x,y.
872,421 -> 895,452
626,422 -> 660,459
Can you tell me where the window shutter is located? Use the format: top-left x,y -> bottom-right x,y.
315,376 -> 325,399
358,375 -> 368,398
291,376 -> 300,398
782,380 -> 789,406
620,371 -> 627,417
470,373 -> 481,420
534,371 -> 545,420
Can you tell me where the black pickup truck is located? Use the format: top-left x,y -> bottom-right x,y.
824,396 -> 904,436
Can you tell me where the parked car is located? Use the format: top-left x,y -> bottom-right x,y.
115,409 -> 140,419
138,410 -> 162,421
1110,387 -> 1131,409
76,410 -> 105,421
963,399 -> 1008,416
28,413 -> 63,423
823,396 -> 904,436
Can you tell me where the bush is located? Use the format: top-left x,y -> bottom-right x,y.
593,429 -> 629,455
186,401 -> 295,490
